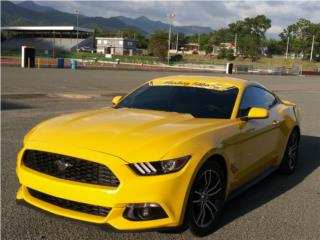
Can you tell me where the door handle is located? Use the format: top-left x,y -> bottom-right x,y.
272,120 -> 280,125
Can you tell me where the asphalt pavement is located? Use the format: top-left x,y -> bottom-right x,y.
2,67 -> 320,240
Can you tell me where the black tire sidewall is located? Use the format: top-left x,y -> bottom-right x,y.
279,129 -> 300,174
187,161 -> 226,237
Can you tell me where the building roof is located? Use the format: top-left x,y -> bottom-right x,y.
1,26 -> 94,33
96,37 -> 137,41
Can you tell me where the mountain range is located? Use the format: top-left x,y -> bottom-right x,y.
1,1 -> 213,35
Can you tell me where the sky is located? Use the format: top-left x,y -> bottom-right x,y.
33,1 -> 320,38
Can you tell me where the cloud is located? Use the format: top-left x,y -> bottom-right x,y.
35,1 -> 320,38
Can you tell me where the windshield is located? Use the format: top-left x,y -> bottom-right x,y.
115,84 -> 239,119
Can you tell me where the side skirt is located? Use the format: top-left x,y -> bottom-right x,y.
227,166 -> 278,201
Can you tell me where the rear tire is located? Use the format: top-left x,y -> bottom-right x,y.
278,128 -> 300,174
187,161 -> 226,237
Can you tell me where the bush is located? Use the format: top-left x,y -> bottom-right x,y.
217,48 -> 227,59
226,49 -> 235,60
218,48 -> 235,60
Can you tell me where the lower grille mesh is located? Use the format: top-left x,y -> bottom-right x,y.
28,188 -> 111,217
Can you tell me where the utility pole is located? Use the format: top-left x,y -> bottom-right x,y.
167,13 -> 175,65
285,35 -> 290,59
198,33 -> 200,52
176,32 -> 179,53
168,24 -> 172,64
234,33 -> 237,56
75,9 -> 80,52
52,31 -> 55,59
310,35 -> 315,63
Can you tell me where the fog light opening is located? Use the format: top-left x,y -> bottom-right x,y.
141,205 -> 151,218
124,203 -> 168,221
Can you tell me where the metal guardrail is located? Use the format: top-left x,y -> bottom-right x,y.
233,64 -> 320,76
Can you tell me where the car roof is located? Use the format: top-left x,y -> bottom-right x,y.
149,75 -> 257,90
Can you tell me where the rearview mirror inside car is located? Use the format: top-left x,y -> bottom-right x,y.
241,107 -> 269,121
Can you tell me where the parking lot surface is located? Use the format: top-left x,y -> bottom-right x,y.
2,67 -> 320,240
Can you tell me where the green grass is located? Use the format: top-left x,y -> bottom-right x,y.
180,54 -> 320,70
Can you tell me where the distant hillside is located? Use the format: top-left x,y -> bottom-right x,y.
117,16 -> 213,35
1,1 -> 141,32
17,1 -> 55,12
2,1 -> 213,35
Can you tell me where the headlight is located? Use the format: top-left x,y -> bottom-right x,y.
129,155 -> 191,175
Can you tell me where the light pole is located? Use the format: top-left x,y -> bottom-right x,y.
310,35 -> 315,63
176,32 -> 179,53
234,33 -> 237,56
285,35 -> 290,59
167,13 -> 175,64
198,33 -> 200,52
75,9 -> 80,51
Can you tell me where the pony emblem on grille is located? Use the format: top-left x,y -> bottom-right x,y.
54,159 -> 72,172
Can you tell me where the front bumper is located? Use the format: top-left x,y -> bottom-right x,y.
16,141 -> 194,230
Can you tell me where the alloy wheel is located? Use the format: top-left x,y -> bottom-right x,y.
191,169 -> 222,228
288,131 -> 299,170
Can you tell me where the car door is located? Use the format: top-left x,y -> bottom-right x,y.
232,86 -> 282,188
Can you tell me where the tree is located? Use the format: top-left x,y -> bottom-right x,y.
279,18 -> 311,57
210,28 -> 234,46
199,33 -> 213,54
181,15 -> 271,59
225,49 -> 236,60
148,30 -> 168,59
309,23 -> 320,61
218,48 -> 235,60
265,39 -> 284,56
279,19 -> 320,60
217,48 -> 227,59
229,15 -> 271,60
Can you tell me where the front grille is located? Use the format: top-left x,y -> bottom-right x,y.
28,188 -> 110,217
22,150 -> 120,187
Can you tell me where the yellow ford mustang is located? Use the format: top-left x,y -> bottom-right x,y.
16,76 -> 300,236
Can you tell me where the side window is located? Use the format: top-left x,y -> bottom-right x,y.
238,87 -> 277,117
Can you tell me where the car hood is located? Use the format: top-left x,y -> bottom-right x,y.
27,108 -> 231,162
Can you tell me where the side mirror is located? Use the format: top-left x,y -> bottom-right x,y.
241,107 -> 269,121
112,96 -> 123,106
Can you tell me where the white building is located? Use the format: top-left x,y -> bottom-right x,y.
96,37 -> 137,56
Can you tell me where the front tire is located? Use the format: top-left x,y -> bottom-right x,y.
278,128 -> 300,174
187,161 -> 226,237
